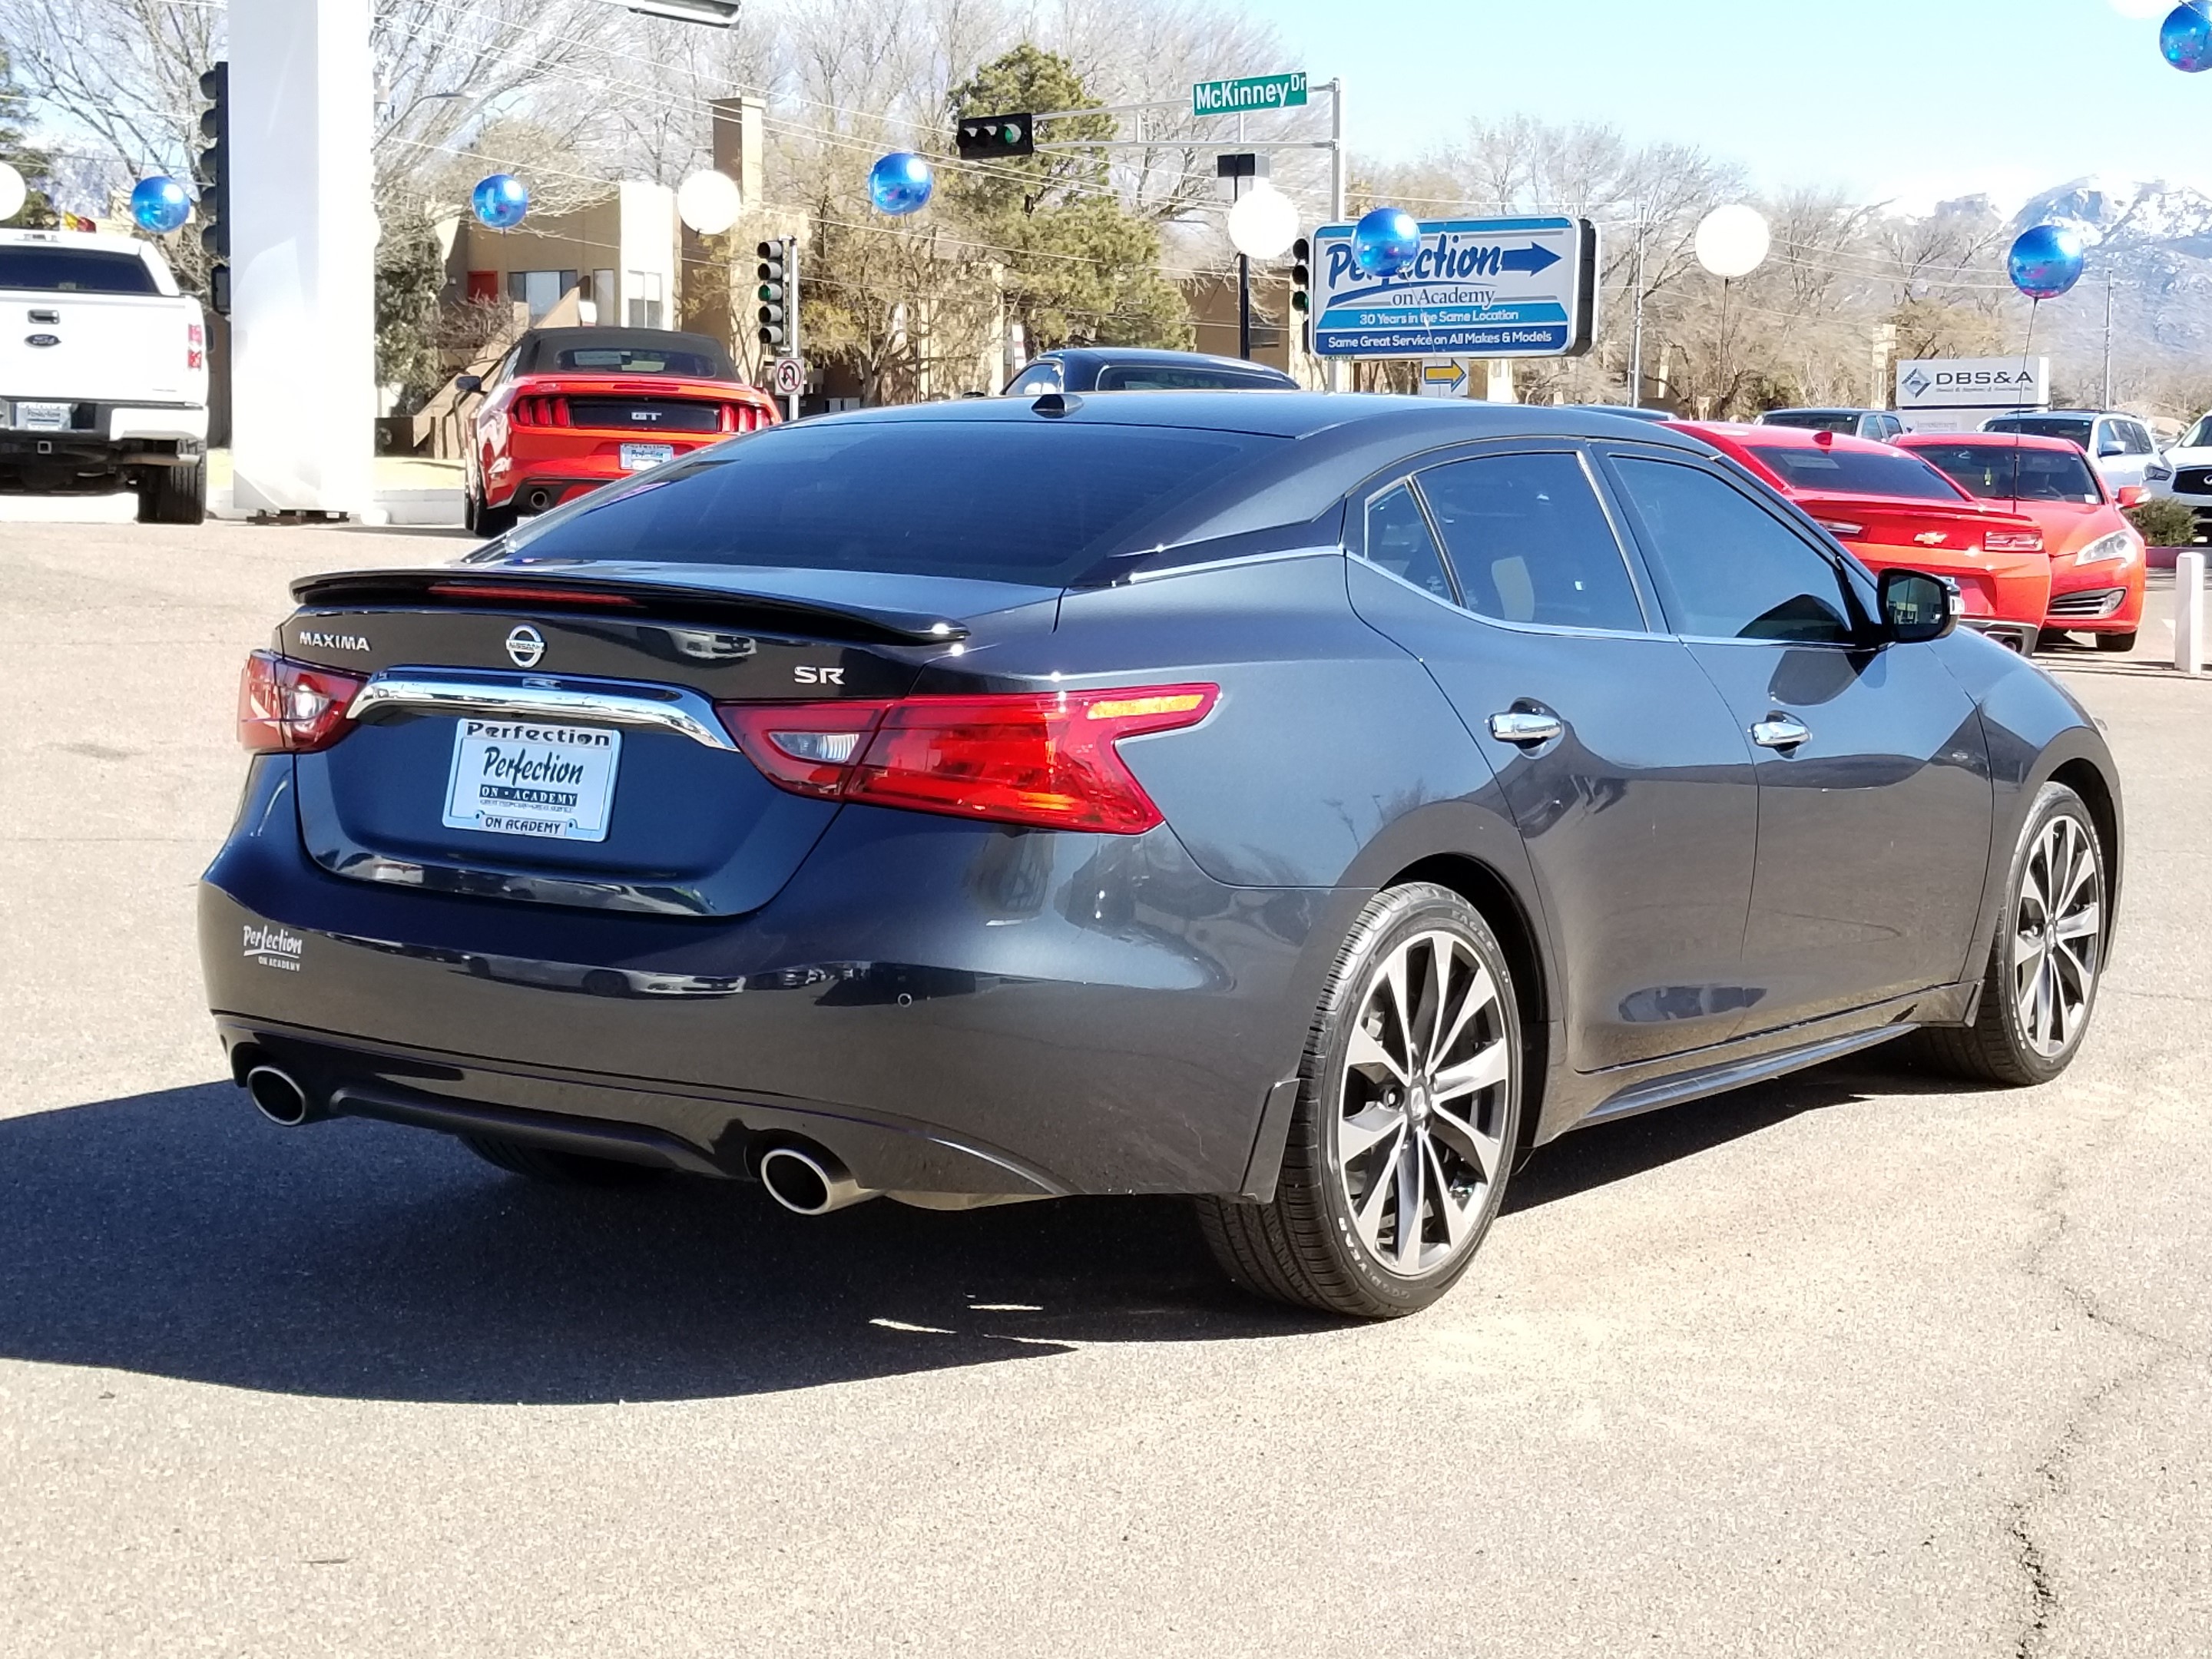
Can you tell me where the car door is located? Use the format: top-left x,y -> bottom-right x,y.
2093,419 -> 2148,491
1343,446 -> 1763,1071
1598,448 -> 1995,1027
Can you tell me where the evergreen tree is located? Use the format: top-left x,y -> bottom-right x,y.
0,45 -> 58,227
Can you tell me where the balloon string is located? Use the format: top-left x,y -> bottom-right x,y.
2022,298 -> 2039,409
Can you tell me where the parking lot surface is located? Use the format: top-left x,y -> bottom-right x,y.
2,517 -> 2208,1657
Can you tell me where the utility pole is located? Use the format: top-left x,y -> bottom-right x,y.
1628,214 -> 1646,407
1326,77 -> 1346,392
2101,266 -> 2114,410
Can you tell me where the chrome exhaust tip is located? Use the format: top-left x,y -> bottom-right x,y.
524,488 -> 553,512
243,1065 -> 315,1128
757,1145 -> 877,1216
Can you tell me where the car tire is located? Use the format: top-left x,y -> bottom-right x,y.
1196,882 -> 1523,1319
2094,630 -> 2136,653
459,1134 -> 667,1187
1919,783 -> 2108,1086
137,459 -> 206,525
465,487 -> 515,540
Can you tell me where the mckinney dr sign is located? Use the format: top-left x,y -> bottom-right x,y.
1895,356 -> 2049,412
1192,71 -> 1307,116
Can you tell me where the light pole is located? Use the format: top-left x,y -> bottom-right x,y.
1224,159 -> 1298,364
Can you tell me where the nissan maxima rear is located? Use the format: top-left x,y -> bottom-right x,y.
202,396 -> 2121,1317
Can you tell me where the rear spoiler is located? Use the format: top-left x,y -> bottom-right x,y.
289,568 -> 970,646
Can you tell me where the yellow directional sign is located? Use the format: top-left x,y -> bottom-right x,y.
1419,358 -> 1473,398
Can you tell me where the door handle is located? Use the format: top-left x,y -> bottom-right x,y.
1488,710 -> 1564,747
1750,715 -> 1811,751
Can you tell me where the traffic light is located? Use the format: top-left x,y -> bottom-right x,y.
955,112 -> 1035,161
755,237 -> 790,349
1290,235 -> 1312,322
196,62 -> 230,312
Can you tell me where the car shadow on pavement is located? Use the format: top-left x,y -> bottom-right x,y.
0,1059 -> 1959,1406
0,1082 -> 1330,1406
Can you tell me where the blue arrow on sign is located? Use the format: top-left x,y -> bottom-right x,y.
1499,243 -> 1561,275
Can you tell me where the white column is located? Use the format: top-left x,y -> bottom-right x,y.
229,0 -> 374,515
2176,551 -> 2204,677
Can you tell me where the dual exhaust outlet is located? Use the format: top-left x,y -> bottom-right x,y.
243,1065 -> 879,1215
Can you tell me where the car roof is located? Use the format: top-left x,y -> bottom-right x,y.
1671,419 -> 1896,454
0,227 -> 154,259
1990,409 -> 2115,420
1895,430 -> 2086,454
1760,406 -> 1881,417
1042,346 -> 1283,371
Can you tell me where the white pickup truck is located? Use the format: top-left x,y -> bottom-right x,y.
0,228 -> 210,523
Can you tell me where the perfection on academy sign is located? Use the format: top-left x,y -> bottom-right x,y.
1895,356 -> 2050,411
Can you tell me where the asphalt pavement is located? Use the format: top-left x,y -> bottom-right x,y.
2,512 -> 2207,1657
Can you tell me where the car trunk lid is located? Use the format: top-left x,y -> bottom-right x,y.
280,565 -> 1059,918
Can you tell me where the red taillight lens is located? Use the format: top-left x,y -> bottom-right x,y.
237,650 -> 365,753
1982,528 -> 2045,553
718,684 -> 1219,833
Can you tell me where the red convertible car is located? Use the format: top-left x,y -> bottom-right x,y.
1896,430 -> 2147,653
1671,423 -> 2053,654
459,326 -> 778,537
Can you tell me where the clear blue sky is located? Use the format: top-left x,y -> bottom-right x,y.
1254,0 -> 2197,207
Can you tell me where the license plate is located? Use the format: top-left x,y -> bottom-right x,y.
16,402 -> 69,431
619,442 -> 675,471
442,719 -> 621,842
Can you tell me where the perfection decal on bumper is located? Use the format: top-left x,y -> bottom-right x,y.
242,922 -> 304,971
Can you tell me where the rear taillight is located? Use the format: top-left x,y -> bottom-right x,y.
1982,528 -> 2045,553
508,396 -> 568,427
187,320 -> 204,371
238,650 -> 365,753
718,684 -> 1219,833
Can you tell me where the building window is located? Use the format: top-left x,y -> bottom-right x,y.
507,270 -> 579,321
625,270 -> 664,328
465,270 -> 500,305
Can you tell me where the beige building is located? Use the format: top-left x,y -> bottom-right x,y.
449,181 -> 680,330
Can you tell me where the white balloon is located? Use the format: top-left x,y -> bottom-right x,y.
0,163 -> 25,223
1695,204 -> 1770,280
677,169 -> 743,235
1226,182 -> 1300,261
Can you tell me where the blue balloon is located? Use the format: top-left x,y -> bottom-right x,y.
868,151 -> 934,217
2008,223 -> 2087,301
2161,2 -> 2212,71
129,176 -> 192,236
1351,206 -> 1421,277
471,173 -> 529,230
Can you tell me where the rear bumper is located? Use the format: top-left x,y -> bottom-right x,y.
0,419 -> 206,488
1962,618 -> 2038,654
489,439 -> 717,512
200,760 -> 1339,1197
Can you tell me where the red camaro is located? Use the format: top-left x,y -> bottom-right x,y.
1895,430 -> 2147,653
1671,422 -> 2052,654
460,326 -> 778,537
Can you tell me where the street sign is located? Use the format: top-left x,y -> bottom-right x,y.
1192,71 -> 1307,118
772,355 -> 803,396
1310,216 -> 1598,360
1418,358 -> 1472,398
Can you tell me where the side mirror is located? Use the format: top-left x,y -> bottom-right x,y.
455,374 -> 483,395
2116,484 -> 2146,508
1879,568 -> 1956,644
2097,439 -> 2125,457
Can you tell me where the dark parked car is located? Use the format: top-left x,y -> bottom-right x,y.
1756,407 -> 1908,442
1003,347 -> 1297,395
204,396 -> 2122,1318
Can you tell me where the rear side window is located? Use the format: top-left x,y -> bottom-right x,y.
1005,364 -> 1062,396
1362,484 -> 1455,601
1610,457 -> 1857,644
0,247 -> 158,293
1743,444 -> 1962,501
508,419 -> 1283,585
1760,411 -> 1858,435
1416,452 -> 1645,632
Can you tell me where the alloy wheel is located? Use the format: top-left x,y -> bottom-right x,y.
2012,812 -> 2103,1058
1333,929 -> 1512,1277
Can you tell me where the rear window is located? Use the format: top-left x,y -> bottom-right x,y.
1743,444 -> 1962,501
508,419 -> 1285,585
1986,416 -> 2094,449
1909,442 -> 2102,504
1094,366 -> 1290,391
1759,410 -> 1859,434
553,346 -> 727,377
0,247 -> 158,294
